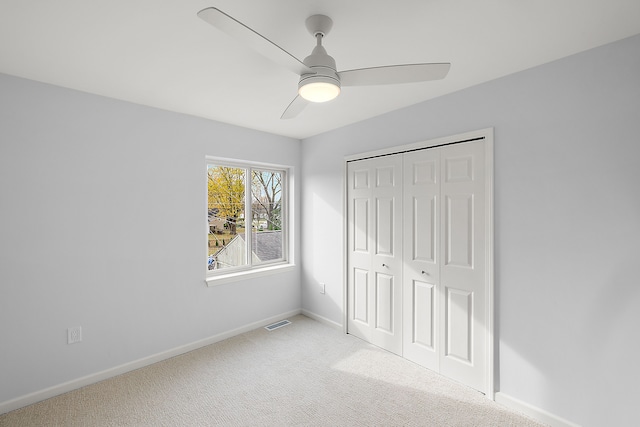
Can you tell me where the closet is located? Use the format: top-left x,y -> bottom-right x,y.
346,135 -> 492,394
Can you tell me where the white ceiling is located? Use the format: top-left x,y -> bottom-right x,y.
1,1 -> 639,139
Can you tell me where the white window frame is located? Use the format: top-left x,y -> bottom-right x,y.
205,157 -> 293,286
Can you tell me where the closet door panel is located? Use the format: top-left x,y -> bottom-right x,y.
352,268 -> 369,325
439,141 -> 486,393
347,155 -> 403,355
403,149 -> 440,370
411,280 -> 435,349
370,157 -> 403,355
347,165 -> 373,342
445,287 -> 473,363
445,194 -> 474,268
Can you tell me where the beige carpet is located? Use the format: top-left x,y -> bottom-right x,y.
0,315 -> 544,426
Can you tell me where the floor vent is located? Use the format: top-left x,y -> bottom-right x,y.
264,319 -> 291,331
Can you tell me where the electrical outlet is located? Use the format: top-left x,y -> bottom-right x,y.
68,326 -> 82,344
320,282 -> 325,294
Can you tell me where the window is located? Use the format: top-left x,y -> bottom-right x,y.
206,159 -> 289,279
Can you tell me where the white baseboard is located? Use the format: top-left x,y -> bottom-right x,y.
0,309 -> 302,415
495,392 -> 580,427
301,309 -> 343,331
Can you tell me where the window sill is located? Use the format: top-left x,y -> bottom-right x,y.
205,263 -> 296,287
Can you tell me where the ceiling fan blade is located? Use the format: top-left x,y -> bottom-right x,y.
198,7 -> 311,75
339,63 -> 451,86
281,95 -> 309,119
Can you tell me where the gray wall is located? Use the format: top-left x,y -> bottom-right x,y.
301,34 -> 640,426
0,74 -> 301,404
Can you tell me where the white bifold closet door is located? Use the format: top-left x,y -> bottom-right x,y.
347,139 -> 487,393
347,154 -> 403,355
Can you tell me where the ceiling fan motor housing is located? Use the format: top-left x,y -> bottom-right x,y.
298,43 -> 341,100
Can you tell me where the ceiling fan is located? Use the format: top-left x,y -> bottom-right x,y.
197,8 -> 451,119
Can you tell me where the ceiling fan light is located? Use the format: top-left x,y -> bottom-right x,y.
299,82 -> 340,102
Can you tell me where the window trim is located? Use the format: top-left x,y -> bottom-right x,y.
205,263 -> 296,286
205,156 -> 292,286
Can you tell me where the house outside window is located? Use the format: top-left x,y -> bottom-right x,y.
206,159 -> 289,278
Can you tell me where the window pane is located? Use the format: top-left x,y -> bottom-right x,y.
207,166 -> 246,270
251,169 -> 283,263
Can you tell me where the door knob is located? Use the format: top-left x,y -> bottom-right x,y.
382,263 -> 387,268
421,270 -> 429,275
